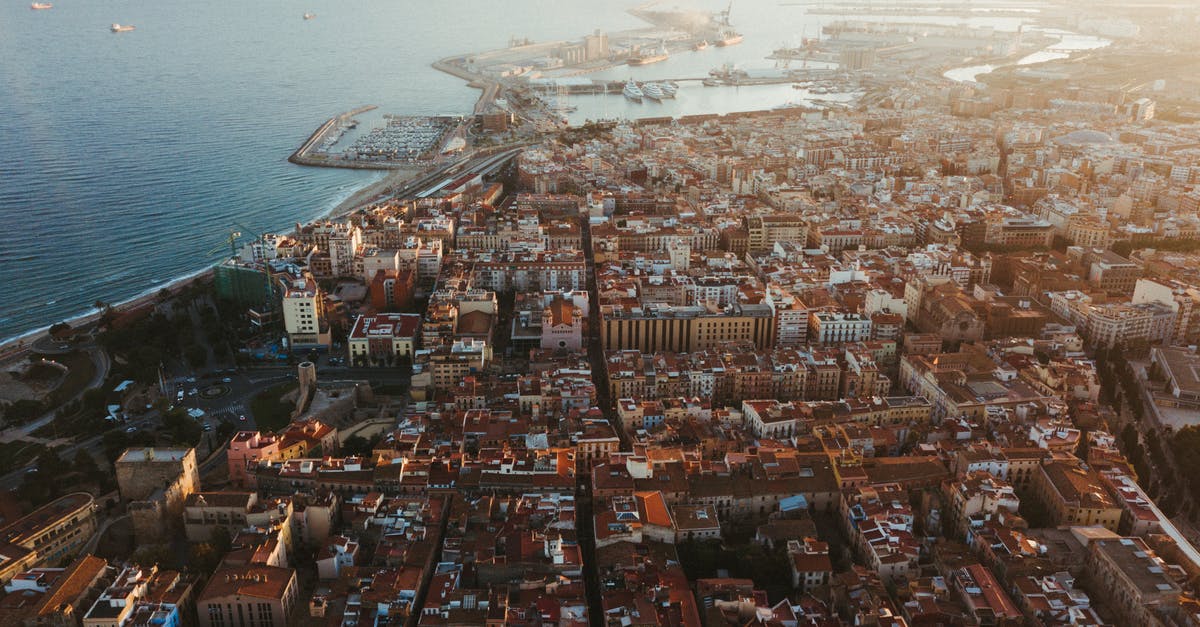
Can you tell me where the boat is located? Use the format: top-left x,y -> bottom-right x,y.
693,40 -> 708,51
30,3 -> 52,9
702,78 -> 719,87
303,12 -> 315,20
660,82 -> 678,98
715,31 -> 743,47
628,42 -> 669,66
642,83 -> 664,101
628,53 -> 668,66
622,79 -> 643,101
110,24 -> 135,32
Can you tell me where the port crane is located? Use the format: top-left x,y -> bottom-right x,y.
718,1 -> 733,27
207,223 -> 265,259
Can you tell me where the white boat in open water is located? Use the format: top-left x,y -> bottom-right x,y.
111,23 -> 136,33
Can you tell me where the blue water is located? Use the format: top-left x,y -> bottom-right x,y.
0,0 -> 1037,342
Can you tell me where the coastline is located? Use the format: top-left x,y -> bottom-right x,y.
0,165 -> 415,361
323,166 -> 424,221
0,267 -> 215,363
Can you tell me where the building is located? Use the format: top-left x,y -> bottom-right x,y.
227,432 -> 282,488
787,538 -> 832,593
197,565 -> 299,627
81,565 -> 158,627
183,492 -> 293,544
1031,460 -> 1121,531
1133,278 -> 1200,345
0,493 -> 97,586
541,296 -> 583,351
281,279 -> 330,349
808,311 -> 872,346
1084,537 -> 1181,626
600,302 -> 776,353
1149,347 -> 1200,409
115,448 -> 200,543
747,215 -> 810,253
942,472 -> 1020,540
1083,249 -> 1141,295
952,563 -> 1022,625
348,313 -> 421,366
0,554 -> 110,627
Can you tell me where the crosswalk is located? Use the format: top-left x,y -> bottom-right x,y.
207,403 -> 246,419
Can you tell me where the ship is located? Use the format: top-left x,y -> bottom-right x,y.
702,78 -> 719,87
110,23 -> 135,32
715,30 -> 743,47
303,12 -> 315,20
628,42 -> 669,66
642,83 -> 664,101
693,40 -> 708,51
660,82 -> 678,98
30,3 -> 52,9
622,79 -> 643,102
713,2 -> 743,47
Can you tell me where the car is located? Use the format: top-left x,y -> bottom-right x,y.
189,388 -> 198,395
238,414 -> 247,421
25,467 -> 38,474
186,377 -> 196,383
126,426 -> 138,433
202,424 -> 213,432
222,377 -> 232,383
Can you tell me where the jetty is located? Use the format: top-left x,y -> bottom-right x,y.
289,105 -> 380,169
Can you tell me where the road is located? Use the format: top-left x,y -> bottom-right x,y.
0,342 -> 111,442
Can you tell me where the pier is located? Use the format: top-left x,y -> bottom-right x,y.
289,105 -> 383,169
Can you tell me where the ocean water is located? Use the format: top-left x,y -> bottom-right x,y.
0,0 -> 1045,342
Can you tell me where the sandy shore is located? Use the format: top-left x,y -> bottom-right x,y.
0,150 -> 427,363
325,166 -> 424,221
0,269 -> 214,364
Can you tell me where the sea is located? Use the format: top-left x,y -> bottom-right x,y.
0,0 -> 1093,343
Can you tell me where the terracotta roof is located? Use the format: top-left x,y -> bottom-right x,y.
635,491 -> 673,528
197,565 -> 295,602
37,555 -> 108,616
548,298 -> 574,327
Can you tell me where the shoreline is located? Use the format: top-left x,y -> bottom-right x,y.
0,266 -> 215,363
0,163 -> 410,360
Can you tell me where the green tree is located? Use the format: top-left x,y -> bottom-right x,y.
73,449 -> 99,475
185,345 -> 208,369
4,399 -> 44,424
81,388 -> 108,417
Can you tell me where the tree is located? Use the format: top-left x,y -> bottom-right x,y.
189,543 -> 221,575
186,345 -> 208,369
132,544 -> 175,569
4,399 -> 43,424
342,435 -> 373,457
73,449 -> 99,475
81,388 -> 108,417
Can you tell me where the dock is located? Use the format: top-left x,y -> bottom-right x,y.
289,105 -> 382,169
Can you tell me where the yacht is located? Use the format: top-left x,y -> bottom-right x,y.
30,3 -> 53,10
110,24 -> 136,33
304,12 -> 316,20
693,40 -> 708,51
660,82 -> 678,98
642,83 -> 664,101
622,80 -> 643,102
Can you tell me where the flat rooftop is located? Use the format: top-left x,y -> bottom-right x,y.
116,448 -> 192,464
